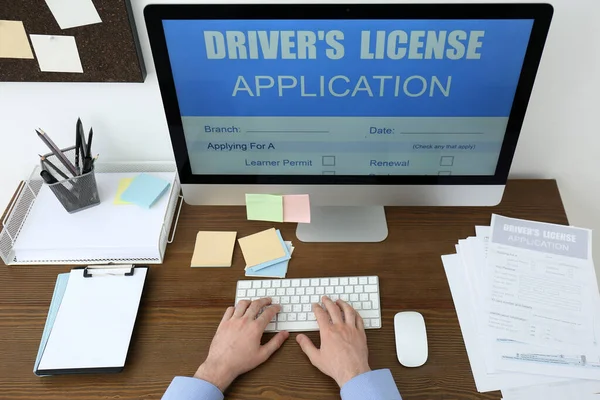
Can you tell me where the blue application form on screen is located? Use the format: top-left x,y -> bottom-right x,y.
163,19 -> 533,176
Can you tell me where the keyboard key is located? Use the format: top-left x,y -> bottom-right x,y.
302,303 -> 311,312
360,293 -> 369,301
283,305 -> 292,313
371,318 -> 381,328
368,277 -> 377,284
298,313 -> 307,321
340,294 -> 349,301
330,278 -> 339,286
278,313 -> 287,322
359,277 -> 368,284
364,319 -> 371,328
288,313 -> 297,321
362,301 -> 372,310
354,285 -> 363,293
316,287 -> 325,295
291,296 -> 300,304
277,321 -> 318,331
237,290 -> 246,297
247,289 -> 256,297
296,287 -> 305,295
301,296 -> 310,304
237,298 -> 250,304
301,279 -> 310,287
238,281 -> 252,289
350,294 -> 359,301
326,287 -> 334,294
349,277 -> 358,285
266,323 -> 276,331
252,297 -> 260,301
311,279 -> 319,286
257,289 -> 266,297
308,312 -> 316,321
311,295 -> 320,303
344,286 -> 354,294
253,281 -> 262,289
357,310 -> 379,318
277,288 -> 286,296
282,280 -> 291,287
286,288 -> 295,295
364,285 -> 378,293
353,302 -> 362,310
335,286 -> 344,294
271,314 -> 277,322
267,289 -> 276,296
330,294 -> 339,301
263,281 -> 271,288
272,281 -> 281,288
370,293 -> 379,309
281,296 -> 290,304
340,277 -> 349,285
271,297 -> 280,304
306,287 -> 315,295
292,280 -> 301,287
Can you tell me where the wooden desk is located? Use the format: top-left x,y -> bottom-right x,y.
0,180 -> 567,400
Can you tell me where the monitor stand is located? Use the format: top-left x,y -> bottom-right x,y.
296,206 -> 388,243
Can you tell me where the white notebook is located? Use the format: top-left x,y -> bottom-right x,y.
36,266 -> 148,375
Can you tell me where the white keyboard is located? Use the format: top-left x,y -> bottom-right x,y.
235,276 -> 381,332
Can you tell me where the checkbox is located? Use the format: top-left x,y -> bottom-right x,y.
440,156 -> 454,166
438,171 -> 452,175
322,171 -> 336,175
322,156 -> 336,166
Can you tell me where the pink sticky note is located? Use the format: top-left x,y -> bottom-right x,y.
283,194 -> 311,223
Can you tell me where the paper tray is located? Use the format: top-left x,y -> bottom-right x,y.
0,162 -> 181,265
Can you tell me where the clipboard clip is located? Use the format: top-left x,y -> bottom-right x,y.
83,265 -> 135,278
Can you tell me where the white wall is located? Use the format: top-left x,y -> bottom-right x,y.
0,0 -> 598,256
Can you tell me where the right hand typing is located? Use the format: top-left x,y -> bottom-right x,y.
296,296 -> 371,387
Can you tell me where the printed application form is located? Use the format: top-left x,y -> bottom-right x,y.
485,215 -> 595,348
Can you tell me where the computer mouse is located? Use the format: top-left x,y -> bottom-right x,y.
394,311 -> 428,367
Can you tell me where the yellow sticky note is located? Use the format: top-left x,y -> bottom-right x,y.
238,228 -> 286,268
191,231 -> 237,267
114,178 -> 134,205
0,20 -> 34,59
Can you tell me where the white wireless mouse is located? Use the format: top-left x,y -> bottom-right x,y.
394,311 -> 428,367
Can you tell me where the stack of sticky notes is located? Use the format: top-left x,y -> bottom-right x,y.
191,231 -> 237,267
246,194 -> 311,223
119,173 -> 171,208
238,228 -> 294,279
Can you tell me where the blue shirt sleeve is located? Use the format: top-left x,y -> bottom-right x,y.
340,369 -> 402,400
162,376 -> 224,400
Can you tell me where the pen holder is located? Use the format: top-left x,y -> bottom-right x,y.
41,147 -> 100,213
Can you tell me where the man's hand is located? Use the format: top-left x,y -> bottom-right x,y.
296,296 -> 371,387
194,298 -> 289,392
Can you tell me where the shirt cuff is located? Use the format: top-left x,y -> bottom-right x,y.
162,376 -> 224,400
340,369 -> 402,400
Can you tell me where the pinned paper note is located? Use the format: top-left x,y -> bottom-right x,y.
0,20 -> 34,59
245,194 -> 283,222
30,35 -> 83,73
283,194 -> 311,223
121,173 -> 171,209
191,231 -> 237,268
45,0 -> 102,30
238,228 -> 289,269
113,178 -> 133,205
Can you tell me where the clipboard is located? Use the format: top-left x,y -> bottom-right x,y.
34,265 -> 149,376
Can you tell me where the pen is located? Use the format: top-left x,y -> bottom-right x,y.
86,128 -> 93,157
40,169 -> 59,184
39,154 -> 69,180
41,170 -> 80,205
77,118 -> 87,159
36,129 -> 78,176
75,127 -> 81,175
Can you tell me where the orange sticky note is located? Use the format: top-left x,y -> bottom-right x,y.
283,194 -> 311,223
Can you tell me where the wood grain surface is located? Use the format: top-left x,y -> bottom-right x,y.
0,179 -> 568,400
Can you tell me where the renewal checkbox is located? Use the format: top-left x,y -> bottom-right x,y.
440,156 -> 454,166
438,171 -> 452,175
322,156 -> 336,166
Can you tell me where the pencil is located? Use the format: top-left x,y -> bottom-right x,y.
39,154 -> 69,180
36,128 -> 78,176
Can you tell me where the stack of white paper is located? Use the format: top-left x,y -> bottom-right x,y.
442,214 -> 600,397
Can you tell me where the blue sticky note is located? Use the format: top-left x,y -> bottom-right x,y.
246,259 -> 289,278
121,173 -> 171,209
34,273 -> 69,374
245,230 -> 290,272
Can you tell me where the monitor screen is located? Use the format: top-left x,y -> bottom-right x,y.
162,18 -> 534,177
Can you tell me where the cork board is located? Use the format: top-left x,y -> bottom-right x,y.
0,0 -> 145,82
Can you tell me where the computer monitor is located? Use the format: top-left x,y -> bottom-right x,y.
145,3 -> 553,242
